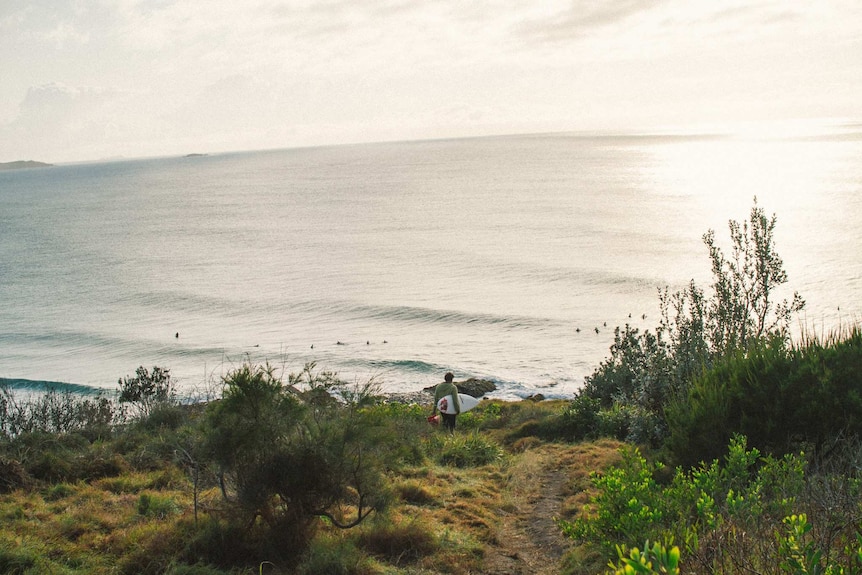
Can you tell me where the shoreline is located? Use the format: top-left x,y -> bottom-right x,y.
1,375 -> 563,407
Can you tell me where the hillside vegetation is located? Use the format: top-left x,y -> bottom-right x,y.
2,199 -> 861,574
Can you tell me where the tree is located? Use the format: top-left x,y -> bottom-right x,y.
118,366 -> 176,419
701,198 -> 805,355
575,199 -> 805,446
201,362 -> 391,549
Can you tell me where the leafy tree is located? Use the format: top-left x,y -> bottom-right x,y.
572,199 -> 805,446
118,366 -> 176,419
201,362 -> 391,550
703,200 -> 805,354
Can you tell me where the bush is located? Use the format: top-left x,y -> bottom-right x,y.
666,328 -> 862,466
358,401 -> 430,467
560,435 -> 860,574
573,200 -> 805,448
119,366 -> 177,419
0,386 -> 119,439
201,362 -> 395,553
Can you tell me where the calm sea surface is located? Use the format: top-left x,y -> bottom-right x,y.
1,128 -> 861,400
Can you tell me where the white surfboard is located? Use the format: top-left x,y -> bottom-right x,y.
437,393 -> 480,415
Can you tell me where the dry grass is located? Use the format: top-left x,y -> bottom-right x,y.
0,470 -> 196,574
0,396 -> 629,575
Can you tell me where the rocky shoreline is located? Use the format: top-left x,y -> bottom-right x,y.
378,377 -> 547,405
379,377 -> 496,404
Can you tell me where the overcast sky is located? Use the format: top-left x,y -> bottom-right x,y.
2,0 -> 860,163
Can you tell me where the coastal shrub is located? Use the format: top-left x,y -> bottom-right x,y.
0,386 -> 118,439
201,362 -> 394,554
458,401 -> 503,430
136,402 -> 188,431
119,365 -> 177,419
563,446 -> 667,551
552,395 -> 602,441
573,199 -> 806,447
10,431 -> 88,482
607,541 -> 680,575
666,328 -> 862,466
568,434 -> 862,573
605,516 -> 862,575
563,435 -> 816,571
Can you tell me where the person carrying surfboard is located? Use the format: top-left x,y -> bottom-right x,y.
432,372 -> 461,432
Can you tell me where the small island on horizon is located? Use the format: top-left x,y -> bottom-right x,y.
0,160 -> 53,171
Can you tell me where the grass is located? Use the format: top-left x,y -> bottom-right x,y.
0,397 -> 626,575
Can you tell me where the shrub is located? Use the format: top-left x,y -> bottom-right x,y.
574,199 -> 805,447
201,362 -> 395,553
119,365 -> 177,419
358,401 -> 430,467
607,541 -> 680,575
0,386 -> 119,439
137,403 -> 188,431
561,435 -> 852,573
666,328 -> 862,466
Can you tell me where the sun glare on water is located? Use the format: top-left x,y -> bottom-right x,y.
641,118 -> 862,331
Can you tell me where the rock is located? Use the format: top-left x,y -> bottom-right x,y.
422,377 -> 496,398
457,378 -> 497,398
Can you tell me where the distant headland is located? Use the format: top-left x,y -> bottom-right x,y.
0,160 -> 53,171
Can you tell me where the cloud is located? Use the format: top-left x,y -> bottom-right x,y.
516,0 -> 665,45
1,0 -> 859,162
0,82 -> 174,162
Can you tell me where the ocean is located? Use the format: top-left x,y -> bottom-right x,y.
2,125 -> 861,400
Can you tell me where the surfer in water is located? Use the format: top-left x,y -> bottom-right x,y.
432,372 -> 461,432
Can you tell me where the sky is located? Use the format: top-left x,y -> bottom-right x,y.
1,0 -> 861,164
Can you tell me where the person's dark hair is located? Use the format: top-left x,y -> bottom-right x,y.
444,372 -> 454,382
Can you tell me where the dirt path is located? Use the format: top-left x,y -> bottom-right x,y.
482,446 -> 575,575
